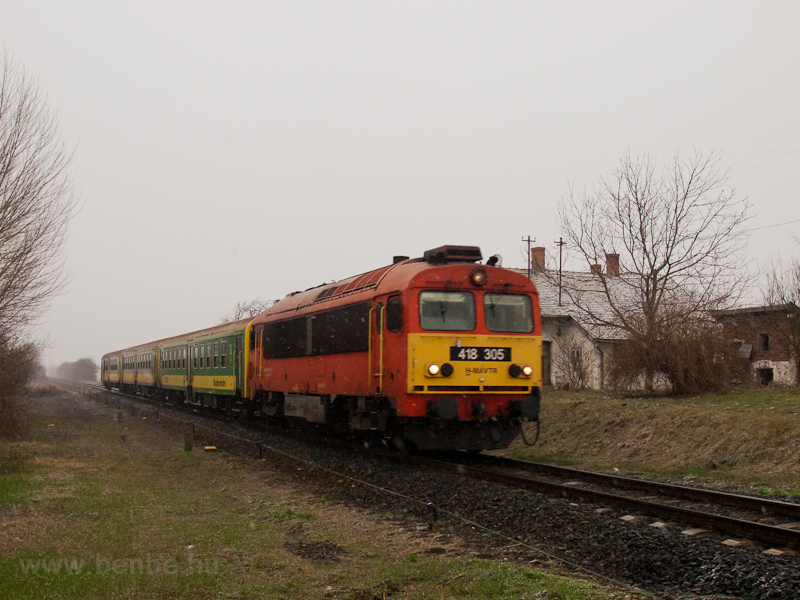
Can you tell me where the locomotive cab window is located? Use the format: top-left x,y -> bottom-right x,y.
484,293 -> 534,333
419,291 -> 476,331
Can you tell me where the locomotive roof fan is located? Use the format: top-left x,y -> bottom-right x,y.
423,245 -> 483,264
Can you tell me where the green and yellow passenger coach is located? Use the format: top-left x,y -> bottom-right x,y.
102,318 -> 253,411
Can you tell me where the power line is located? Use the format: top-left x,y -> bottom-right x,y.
732,136 -> 800,167
731,146 -> 800,178
748,218 -> 800,232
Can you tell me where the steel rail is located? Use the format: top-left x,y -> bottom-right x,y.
478,454 -> 800,520
413,455 -> 800,550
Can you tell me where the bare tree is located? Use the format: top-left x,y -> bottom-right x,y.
551,328 -> 594,390
557,149 -> 751,394
218,298 -> 274,324
0,49 -> 77,436
0,50 -> 77,339
0,337 -> 38,437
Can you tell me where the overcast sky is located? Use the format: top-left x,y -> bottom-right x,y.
4,1 -> 800,370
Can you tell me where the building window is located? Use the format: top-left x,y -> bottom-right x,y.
759,333 -> 770,352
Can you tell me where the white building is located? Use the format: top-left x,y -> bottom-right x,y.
517,247 -> 627,390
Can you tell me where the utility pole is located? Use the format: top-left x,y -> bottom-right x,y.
555,237 -> 566,306
521,236 -> 535,279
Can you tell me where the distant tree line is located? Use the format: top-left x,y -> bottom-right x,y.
54,358 -> 98,382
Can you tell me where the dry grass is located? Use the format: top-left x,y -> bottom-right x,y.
503,388 -> 800,493
0,391 -> 632,600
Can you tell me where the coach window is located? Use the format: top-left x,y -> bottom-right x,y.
213,342 -> 218,368
207,345 -> 212,368
221,340 -> 228,368
183,348 -> 187,368
419,291 -> 475,331
199,346 -> 205,369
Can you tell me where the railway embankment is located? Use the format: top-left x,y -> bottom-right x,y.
503,388 -> 800,496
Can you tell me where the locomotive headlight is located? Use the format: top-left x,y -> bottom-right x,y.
427,363 -> 454,377
471,268 -> 487,286
509,364 -> 533,378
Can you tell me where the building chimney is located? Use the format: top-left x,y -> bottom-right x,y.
606,253 -> 619,275
590,264 -> 602,275
531,247 -> 546,271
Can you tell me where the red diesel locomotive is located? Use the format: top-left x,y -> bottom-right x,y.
248,245 -> 542,450
103,245 -> 542,451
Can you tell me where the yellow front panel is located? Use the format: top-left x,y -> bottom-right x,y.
192,375 -> 236,392
407,333 -> 541,393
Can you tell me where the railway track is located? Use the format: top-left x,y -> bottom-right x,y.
62,380 -> 800,552
396,452 -> 800,551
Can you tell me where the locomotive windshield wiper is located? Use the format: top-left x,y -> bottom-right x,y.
487,294 -> 498,317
